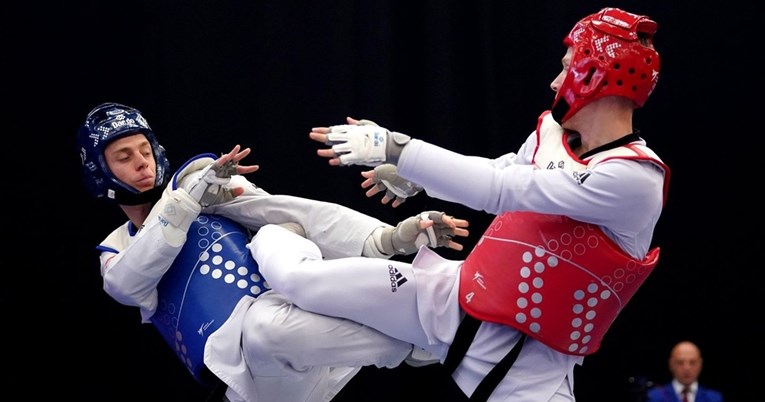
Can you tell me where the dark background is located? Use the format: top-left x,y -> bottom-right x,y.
8,1 -> 760,401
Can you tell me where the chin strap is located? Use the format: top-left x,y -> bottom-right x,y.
110,185 -> 165,206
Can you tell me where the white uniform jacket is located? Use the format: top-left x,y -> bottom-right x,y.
96,175 -> 400,402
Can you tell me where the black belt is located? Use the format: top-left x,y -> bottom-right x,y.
443,315 -> 527,401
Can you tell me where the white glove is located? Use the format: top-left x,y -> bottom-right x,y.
380,211 -> 454,255
326,119 -> 388,166
177,156 -> 238,207
326,119 -> 410,166
140,185 -> 201,247
371,164 -> 422,205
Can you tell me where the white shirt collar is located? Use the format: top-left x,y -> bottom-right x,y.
672,379 -> 697,398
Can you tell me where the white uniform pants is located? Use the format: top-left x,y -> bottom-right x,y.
206,290 -> 413,402
252,225 -> 432,349
251,224 -> 579,402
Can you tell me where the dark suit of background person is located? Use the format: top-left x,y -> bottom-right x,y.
646,341 -> 723,402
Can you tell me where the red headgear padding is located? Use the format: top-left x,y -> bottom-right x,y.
552,8 -> 660,123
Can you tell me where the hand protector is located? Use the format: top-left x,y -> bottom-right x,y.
179,158 -> 239,207
380,211 -> 454,255
371,164 -> 423,204
326,119 -> 411,166
140,185 -> 202,247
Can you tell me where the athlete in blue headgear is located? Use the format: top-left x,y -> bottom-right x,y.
76,102 -> 469,402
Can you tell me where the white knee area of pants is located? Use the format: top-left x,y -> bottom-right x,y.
241,299 -> 299,363
251,225 -> 325,307
268,261 -> 327,310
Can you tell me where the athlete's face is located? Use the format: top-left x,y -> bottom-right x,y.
550,47 -> 573,94
104,133 -> 157,193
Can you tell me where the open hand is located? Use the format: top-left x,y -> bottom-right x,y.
309,116 -> 362,166
421,213 -> 470,251
217,145 -> 260,197
360,165 -> 421,208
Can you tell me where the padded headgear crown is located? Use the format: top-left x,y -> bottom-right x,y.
77,102 -> 170,205
552,7 -> 660,123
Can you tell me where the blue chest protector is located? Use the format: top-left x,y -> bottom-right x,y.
151,214 -> 270,386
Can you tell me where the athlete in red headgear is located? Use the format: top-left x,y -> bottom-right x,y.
251,7 -> 669,401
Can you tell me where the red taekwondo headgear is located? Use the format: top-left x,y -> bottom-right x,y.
552,7 -> 660,123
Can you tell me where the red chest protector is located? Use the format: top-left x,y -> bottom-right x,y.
460,212 -> 660,355
459,112 -> 668,356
